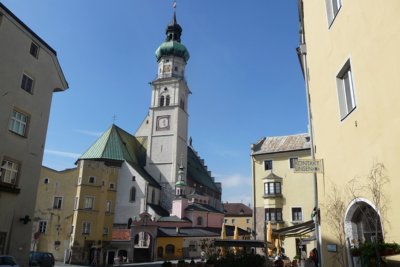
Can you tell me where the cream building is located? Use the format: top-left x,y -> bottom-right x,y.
251,134 -> 315,259
0,3 -> 68,265
298,0 -> 400,266
222,202 -> 253,233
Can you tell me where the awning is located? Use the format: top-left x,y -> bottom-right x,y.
272,220 -> 315,238
214,239 -> 273,249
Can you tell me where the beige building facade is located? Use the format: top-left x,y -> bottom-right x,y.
298,0 -> 400,266
222,202 -> 253,233
33,167 -> 78,261
251,134 -> 315,259
0,3 -> 68,265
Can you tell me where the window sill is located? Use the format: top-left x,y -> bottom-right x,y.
263,194 -> 282,199
9,130 -> 27,138
0,182 -> 20,194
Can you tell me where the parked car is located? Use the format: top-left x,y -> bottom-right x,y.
29,252 -> 54,267
0,255 -> 19,267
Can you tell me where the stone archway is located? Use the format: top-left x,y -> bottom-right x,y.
344,199 -> 383,266
130,213 -> 158,262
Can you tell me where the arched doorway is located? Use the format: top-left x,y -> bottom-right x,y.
133,231 -> 152,262
345,199 -> 383,246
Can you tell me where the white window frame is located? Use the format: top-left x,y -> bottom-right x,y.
291,207 -> 303,222
106,201 -> 111,213
53,196 -> 63,209
9,109 -> 29,136
264,182 -> 281,195
336,60 -> 356,120
103,227 -> 109,236
325,0 -> 342,26
0,159 -> 19,185
82,221 -> 91,235
289,157 -> 298,169
74,197 -> 79,210
30,42 -> 39,58
38,220 -> 47,233
84,196 -> 95,210
20,73 -> 34,93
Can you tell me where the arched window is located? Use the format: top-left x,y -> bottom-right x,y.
157,246 -> 163,258
180,99 -> 185,110
197,216 -> 203,226
130,187 -> 136,202
165,244 -> 175,255
151,189 -> 155,204
160,95 -> 165,107
166,95 -> 170,106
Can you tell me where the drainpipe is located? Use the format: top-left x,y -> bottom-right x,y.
297,0 -> 322,266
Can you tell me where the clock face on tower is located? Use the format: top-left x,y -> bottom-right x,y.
156,115 -> 170,130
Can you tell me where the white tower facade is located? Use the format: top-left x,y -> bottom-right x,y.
144,12 -> 191,210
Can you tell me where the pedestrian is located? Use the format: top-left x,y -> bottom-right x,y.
304,250 -> 316,267
200,250 -> 205,261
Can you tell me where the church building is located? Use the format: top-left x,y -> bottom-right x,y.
32,9 -> 224,265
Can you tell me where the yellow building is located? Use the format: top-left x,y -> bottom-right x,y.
69,159 -> 118,265
222,203 -> 253,233
251,134 -> 315,259
298,1 -> 400,266
33,167 -> 78,261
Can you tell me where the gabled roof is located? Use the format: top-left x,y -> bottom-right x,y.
185,202 -> 224,214
223,203 -> 252,217
187,146 -> 220,192
79,125 -> 160,188
251,133 -> 311,155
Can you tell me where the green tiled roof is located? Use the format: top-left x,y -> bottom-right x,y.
79,125 -> 160,188
187,147 -> 220,192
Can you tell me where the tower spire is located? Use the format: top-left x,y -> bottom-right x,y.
166,0 -> 182,42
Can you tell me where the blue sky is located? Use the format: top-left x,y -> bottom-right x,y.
2,1 -> 308,205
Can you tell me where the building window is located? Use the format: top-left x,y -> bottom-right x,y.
106,201 -> 111,213
84,197 -> 94,210
74,197 -> 79,210
180,99 -> 185,110
44,178 -> 49,184
132,176 -> 136,181
337,60 -> 356,120
231,219 -> 236,224
0,159 -> 19,185
88,176 -> 95,184
264,160 -> 273,170
246,219 -> 250,224
103,227 -> 109,236
109,183 -> 115,190
30,42 -> 39,58
197,217 -> 203,226
151,189 -> 155,204
292,207 -> 303,222
289,157 -> 298,169
160,95 -> 165,107
326,0 -> 342,25
21,74 -> 34,93
82,221 -> 91,235
265,208 -> 283,222
157,247 -> 163,258
9,109 -> 29,136
264,182 -> 281,195
38,221 -> 47,233
189,241 -> 197,252
53,196 -> 63,209
129,187 -> 136,202
224,219 -> 227,224
165,95 -> 170,106
165,244 -> 175,255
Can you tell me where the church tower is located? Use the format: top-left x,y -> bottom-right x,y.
145,9 -> 190,210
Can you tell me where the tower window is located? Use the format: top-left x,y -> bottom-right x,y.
180,99 -> 185,110
160,96 -> 165,107
166,95 -> 170,106
130,186 -> 136,202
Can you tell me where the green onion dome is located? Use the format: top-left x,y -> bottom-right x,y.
175,180 -> 187,187
155,41 -> 190,62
